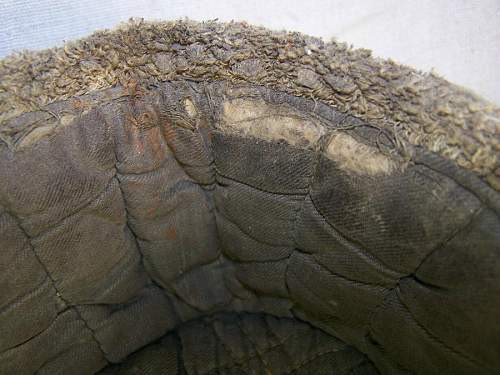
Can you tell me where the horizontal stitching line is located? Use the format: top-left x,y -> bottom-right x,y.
0,311 -> 64,355
31,175 -> 117,240
216,172 -> 309,197
216,209 -> 293,248
0,276 -> 52,316
115,153 -> 173,176
308,253 -> 392,289
308,196 -> 403,279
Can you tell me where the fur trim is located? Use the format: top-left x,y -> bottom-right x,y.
0,19 -> 498,188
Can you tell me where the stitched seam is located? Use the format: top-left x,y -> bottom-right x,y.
234,314 -> 273,374
200,315 -> 294,375
0,276 -> 49,316
1,209 -> 110,363
262,316 -> 295,368
217,208 -> 292,248
209,320 -> 251,375
31,175 -> 116,240
413,206 -> 483,273
311,254 -> 390,289
366,208 -> 484,327
363,205 -> 488,372
113,171 -> 155,283
172,329 -> 187,375
395,289 -> 489,370
216,172 -> 309,196
291,143 -> 321,249
109,110 -> 161,291
286,262 -> 341,318
283,347 -> 347,375
308,196 -> 403,278
284,141 -> 324,303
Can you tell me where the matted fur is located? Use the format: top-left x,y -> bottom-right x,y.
0,19 -> 498,189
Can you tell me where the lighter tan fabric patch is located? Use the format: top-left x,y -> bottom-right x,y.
221,98 -> 325,148
326,133 -> 396,175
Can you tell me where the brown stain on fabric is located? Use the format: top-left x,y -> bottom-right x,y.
165,227 -> 177,240
124,113 -> 166,163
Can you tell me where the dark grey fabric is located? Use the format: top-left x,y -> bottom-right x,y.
99,312 -> 378,375
0,81 -> 498,374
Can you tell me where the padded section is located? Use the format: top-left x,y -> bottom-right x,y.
0,211 -> 43,306
0,277 -> 58,353
110,97 -> 220,290
233,259 -> 290,299
0,82 -> 498,375
118,155 -> 219,287
78,286 -> 176,363
213,131 -> 315,194
404,207 -> 500,370
295,196 -> 401,286
135,181 -> 218,287
215,176 -> 303,247
0,211 -> 62,352
111,100 -> 168,175
179,313 -> 375,375
216,212 -> 293,262
171,259 -> 234,312
0,109 -> 116,237
161,102 -> 215,185
162,123 -> 212,169
98,335 -> 181,375
0,309 -> 106,375
310,154 -> 481,274
369,291 -> 484,375
100,313 -> 378,374
30,179 -> 148,304
287,251 -> 387,347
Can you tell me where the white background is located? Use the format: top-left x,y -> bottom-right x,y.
1,0 -> 499,104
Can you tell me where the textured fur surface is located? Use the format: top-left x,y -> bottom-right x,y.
0,19 -> 498,189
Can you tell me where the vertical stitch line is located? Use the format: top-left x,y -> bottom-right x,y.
3,210 -> 110,364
